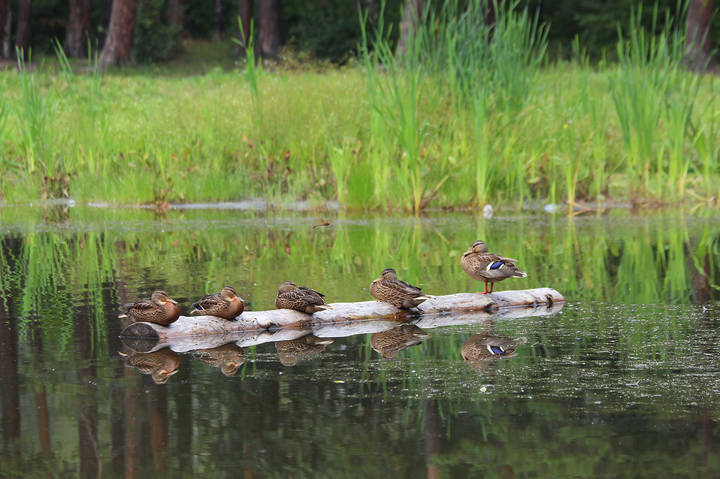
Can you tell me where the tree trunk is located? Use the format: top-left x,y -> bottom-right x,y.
213,0 -> 222,40
2,4 -> 10,58
65,0 -> 92,57
15,0 -> 31,57
396,0 -> 422,58
235,0 -> 252,55
257,0 -> 280,58
168,0 -> 182,30
99,0 -> 139,68
686,0 -> 714,71
0,0 -> 7,58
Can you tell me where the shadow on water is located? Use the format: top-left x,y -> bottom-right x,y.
1,206 -> 720,476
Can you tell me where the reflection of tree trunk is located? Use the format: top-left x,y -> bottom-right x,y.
235,0 -> 253,55
423,399 -> 440,479
108,278 -> 126,476
0,304 -> 20,451
124,368 -> 142,479
147,382 -> 168,475
686,0 -> 714,71
257,0 -> 280,58
396,0 -> 422,58
15,0 -> 31,56
76,298 -> 100,479
31,331 -> 53,468
65,0 -> 92,57
175,365 -> 193,474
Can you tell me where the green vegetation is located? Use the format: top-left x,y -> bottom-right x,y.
0,4 -> 718,212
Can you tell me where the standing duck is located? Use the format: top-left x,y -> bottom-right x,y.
119,290 -> 181,325
275,281 -> 332,314
461,240 -> 527,294
189,286 -> 244,320
370,324 -> 431,359
370,268 -> 428,309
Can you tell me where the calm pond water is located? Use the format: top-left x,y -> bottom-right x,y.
1,205 -> 720,478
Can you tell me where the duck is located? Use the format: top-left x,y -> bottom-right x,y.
275,335 -> 334,366
189,286 -> 244,320
119,290 -> 181,325
192,343 -> 245,376
370,324 -> 431,359
370,268 -> 429,309
119,348 -> 181,384
461,333 -> 526,361
275,281 -> 332,314
461,240 -> 527,294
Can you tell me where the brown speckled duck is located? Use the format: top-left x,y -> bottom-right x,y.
275,335 -> 334,366
370,268 -> 428,309
192,343 -> 245,376
189,286 -> 244,319
119,348 -> 181,384
119,290 -> 180,325
461,333 -> 526,361
461,240 -> 527,294
275,281 -> 332,314
370,324 -> 431,359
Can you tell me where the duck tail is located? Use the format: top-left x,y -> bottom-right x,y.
514,270 -> 528,278
118,313 -> 128,319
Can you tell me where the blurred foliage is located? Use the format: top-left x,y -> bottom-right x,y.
12,0 -> 719,62
133,0 -> 183,62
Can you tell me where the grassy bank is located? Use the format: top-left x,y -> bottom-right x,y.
0,13 -> 718,212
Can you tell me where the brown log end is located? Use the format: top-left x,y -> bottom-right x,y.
121,322 -> 161,340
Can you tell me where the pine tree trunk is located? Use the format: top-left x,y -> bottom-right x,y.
235,0 -> 252,55
257,0 -> 280,58
396,0 -> 422,58
212,0 -> 222,40
0,0 -> 7,58
686,0 -> 714,71
65,0 -> 92,57
15,0 -> 31,57
168,0 -> 182,29
99,0 -> 139,68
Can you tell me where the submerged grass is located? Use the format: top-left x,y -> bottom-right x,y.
0,2 -> 717,211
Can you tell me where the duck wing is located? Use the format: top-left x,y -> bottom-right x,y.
297,286 -> 326,304
124,299 -> 156,312
393,279 -> 423,296
191,293 -> 221,311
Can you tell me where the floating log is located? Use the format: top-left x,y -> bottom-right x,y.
123,303 -> 564,354
120,287 -> 564,343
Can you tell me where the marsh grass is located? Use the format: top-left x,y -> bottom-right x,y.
0,2 -> 717,210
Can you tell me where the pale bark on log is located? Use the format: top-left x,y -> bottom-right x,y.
123,303 -> 563,354
121,288 -> 564,344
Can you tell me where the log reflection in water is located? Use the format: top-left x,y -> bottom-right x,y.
275,335 -> 333,366
146,381 -> 169,475
370,324 -> 431,359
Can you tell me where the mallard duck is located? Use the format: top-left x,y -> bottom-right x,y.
461,240 -> 527,294
275,281 -> 332,314
461,333 -> 526,361
370,324 -> 431,359
370,268 -> 429,309
275,335 -> 334,366
119,348 -> 181,384
192,343 -> 245,376
189,286 -> 244,319
119,290 -> 180,325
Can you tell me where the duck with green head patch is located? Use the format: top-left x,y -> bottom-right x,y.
461,240 -> 527,294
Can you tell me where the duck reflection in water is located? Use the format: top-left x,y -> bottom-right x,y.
461,332 -> 527,367
119,348 -> 181,384
191,343 -> 245,376
275,335 -> 334,366
371,324 -> 431,359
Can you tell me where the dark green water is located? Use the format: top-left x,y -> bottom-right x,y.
1,206 -> 720,478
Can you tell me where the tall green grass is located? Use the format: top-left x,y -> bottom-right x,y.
0,2 -> 717,210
